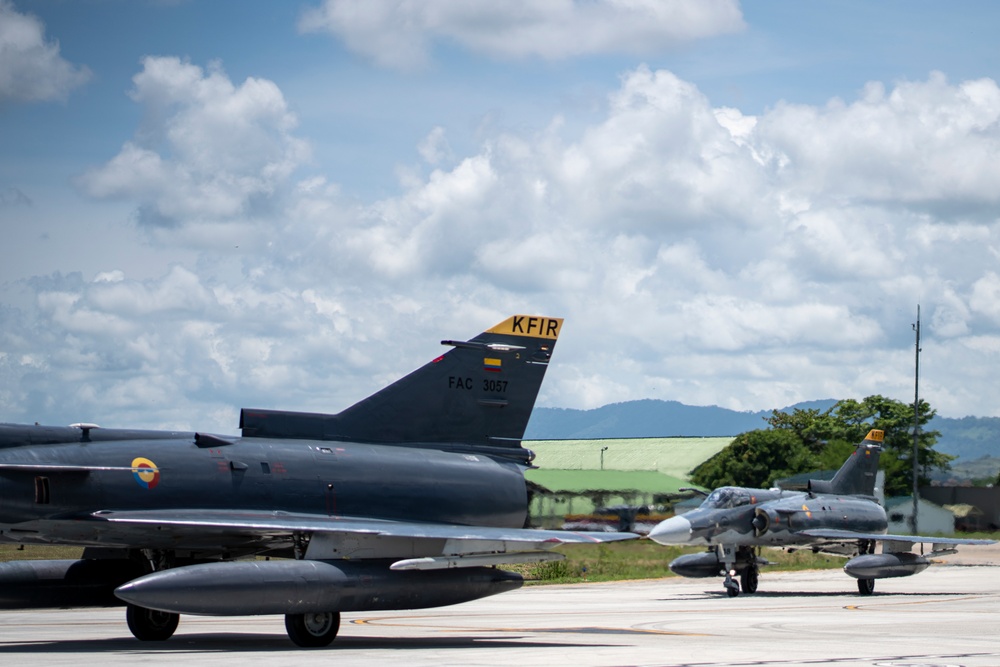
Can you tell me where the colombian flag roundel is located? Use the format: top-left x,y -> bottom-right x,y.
131,457 -> 160,489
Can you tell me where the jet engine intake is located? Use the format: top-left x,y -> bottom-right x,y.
752,508 -> 772,536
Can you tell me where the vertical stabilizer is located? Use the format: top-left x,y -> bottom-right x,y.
240,316 -> 562,459
808,429 -> 883,496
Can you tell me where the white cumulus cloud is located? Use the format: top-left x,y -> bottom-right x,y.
299,0 -> 745,69
77,57 -> 309,230
7,65 -> 1000,432
0,0 -> 90,103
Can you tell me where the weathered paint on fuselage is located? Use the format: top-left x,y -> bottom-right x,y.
0,425 -> 528,548
682,487 -> 888,547
750,492 -> 887,545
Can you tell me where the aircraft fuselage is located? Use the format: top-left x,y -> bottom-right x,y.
0,424 -> 528,550
749,491 -> 887,545
653,487 -> 887,549
0,315 -> 645,647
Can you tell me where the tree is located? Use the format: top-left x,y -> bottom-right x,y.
767,395 -> 952,496
762,407 -> 835,455
690,429 -> 813,490
814,438 -> 858,472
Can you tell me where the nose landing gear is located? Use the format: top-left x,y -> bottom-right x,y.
719,545 -> 760,597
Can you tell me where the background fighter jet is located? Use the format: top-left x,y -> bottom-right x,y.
0,315 -> 635,647
649,429 -> 993,597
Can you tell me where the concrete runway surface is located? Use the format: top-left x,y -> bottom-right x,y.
1,563 -> 997,667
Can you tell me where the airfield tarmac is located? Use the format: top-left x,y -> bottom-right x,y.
1,560 -> 997,667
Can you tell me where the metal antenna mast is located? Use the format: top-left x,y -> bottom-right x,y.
911,304 -> 921,534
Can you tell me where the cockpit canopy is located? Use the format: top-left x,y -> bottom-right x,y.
700,486 -> 754,510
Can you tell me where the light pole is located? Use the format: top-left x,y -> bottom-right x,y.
911,304 -> 921,534
600,446 -> 609,471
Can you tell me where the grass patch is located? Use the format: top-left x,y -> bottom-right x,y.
0,544 -> 84,562
508,539 -> 854,584
0,539 -> 842,579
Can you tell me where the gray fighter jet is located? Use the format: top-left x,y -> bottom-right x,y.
0,315 -> 636,647
649,429 -> 993,597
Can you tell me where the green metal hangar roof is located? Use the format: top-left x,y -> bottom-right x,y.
523,437 -> 731,493
524,469 -> 690,495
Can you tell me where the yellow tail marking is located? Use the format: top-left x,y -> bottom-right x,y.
866,429 -> 885,442
488,315 -> 563,339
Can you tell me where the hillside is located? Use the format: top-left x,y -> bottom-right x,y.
524,399 -> 1000,464
933,415 -> 1000,461
524,399 -> 835,439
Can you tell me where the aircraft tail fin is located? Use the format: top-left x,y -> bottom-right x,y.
240,315 -> 562,462
808,429 -> 883,496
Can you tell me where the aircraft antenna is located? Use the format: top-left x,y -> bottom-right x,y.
911,304 -> 921,534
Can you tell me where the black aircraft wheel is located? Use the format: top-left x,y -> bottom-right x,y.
285,611 -> 341,648
857,578 -> 875,596
724,578 -> 740,597
740,566 -> 759,594
126,604 -> 179,641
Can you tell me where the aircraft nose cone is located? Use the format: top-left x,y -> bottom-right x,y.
648,515 -> 692,545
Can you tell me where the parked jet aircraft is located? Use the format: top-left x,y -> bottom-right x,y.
649,429 -> 993,596
0,315 -> 635,647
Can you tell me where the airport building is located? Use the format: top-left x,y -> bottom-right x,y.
885,496 -> 957,535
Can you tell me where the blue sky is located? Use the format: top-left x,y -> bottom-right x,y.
2,0 -> 1000,433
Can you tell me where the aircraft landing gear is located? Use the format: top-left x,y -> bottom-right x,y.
856,538 -> 876,596
125,549 -> 179,641
285,611 -> 341,648
739,546 -> 759,594
718,545 -> 759,597
740,564 -> 759,594
126,603 -> 179,641
719,544 -> 742,597
724,574 -> 740,597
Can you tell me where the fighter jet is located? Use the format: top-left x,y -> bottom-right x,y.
0,315 -> 636,647
648,429 -> 993,597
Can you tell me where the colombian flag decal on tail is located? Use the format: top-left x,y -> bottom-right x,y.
484,358 -> 502,372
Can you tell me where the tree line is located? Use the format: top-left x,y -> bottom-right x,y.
689,395 -> 953,496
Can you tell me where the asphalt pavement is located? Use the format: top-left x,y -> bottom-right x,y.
1,562 -> 997,666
